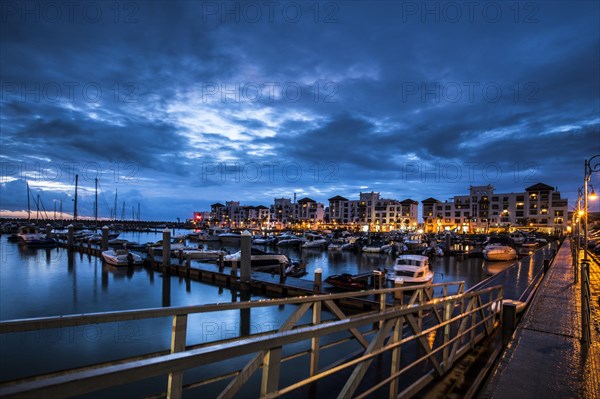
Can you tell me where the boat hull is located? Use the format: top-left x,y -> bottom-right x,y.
483,248 -> 517,261
101,250 -> 143,267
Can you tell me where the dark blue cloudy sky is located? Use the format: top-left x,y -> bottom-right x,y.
1,1 -> 599,221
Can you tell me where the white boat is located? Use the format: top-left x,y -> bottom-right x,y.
219,232 -> 242,243
362,242 -> 393,253
224,247 -> 290,269
328,242 -> 344,251
301,233 -> 328,248
252,236 -> 277,245
198,228 -> 228,242
101,249 -> 143,266
483,244 -> 517,261
178,249 -> 228,260
520,238 -> 538,249
276,234 -> 303,247
508,232 -> 526,244
17,226 -> 57,247
17,226 -> 45,243
385,254 -> 433,285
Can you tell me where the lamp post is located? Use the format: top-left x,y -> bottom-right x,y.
573,187 -> 584,283
583,154 -> 600,261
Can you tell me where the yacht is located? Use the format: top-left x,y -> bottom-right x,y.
362,242 -> 393,254
276,234 -> 303,247
385,254 -> 433,286
198,228 -> 228,242
301,233 -> 328,248
101,249 -> 143,266
223,247 -> 290,269
483,243 -> 518,261
17,226 -> 57,247
219,232 -> 242,243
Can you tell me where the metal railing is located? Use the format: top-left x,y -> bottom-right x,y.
0,281 -> 503,399
581,258 -> 592,348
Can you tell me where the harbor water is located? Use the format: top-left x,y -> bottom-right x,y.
0,230 -> 529,397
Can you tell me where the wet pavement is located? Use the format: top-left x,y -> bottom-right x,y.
471,241 -> 558,300
480,238 -> 600,399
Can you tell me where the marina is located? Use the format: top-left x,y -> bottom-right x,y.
0,223 -> 563,398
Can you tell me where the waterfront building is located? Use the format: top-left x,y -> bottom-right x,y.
326,192 -> 419,231
270,197 -> 294,228
422,183 -> 568,234
294,197 -> 325,228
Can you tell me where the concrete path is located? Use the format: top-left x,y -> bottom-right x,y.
480,238 -> 600,398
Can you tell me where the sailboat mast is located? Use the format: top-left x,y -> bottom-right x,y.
27,182 -> 31,221
114,189 -> 118,221
95,178 -> 98,226
73,174 -> 78,221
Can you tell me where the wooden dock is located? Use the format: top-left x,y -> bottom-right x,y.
58,240 -> 387,311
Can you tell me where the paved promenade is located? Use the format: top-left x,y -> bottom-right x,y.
480,238 -> 599,398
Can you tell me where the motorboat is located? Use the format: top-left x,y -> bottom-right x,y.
108,238 -> 130,247
301,233 -> 328,248
276,234 -> 303,247
18,226 -> 45,243
325,274 -> 368,291
17,226 -> 57,247
328,241 -> 344,251
150,237 -> 195,255
178,249 -> 228,260
223,247 -> 290,269
385,254 -> 433,286
101,249 -> 143,266
252,236 -> 277,245
483,244 -> 517,261
197,228 -> 228,242
508,232 -> 526,244
219,232 -> 242,243
520,238 -> 538,249
284,263 -> 308,278
362,242 -> 393,254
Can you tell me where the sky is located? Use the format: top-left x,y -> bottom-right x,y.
1,0 -> 599,221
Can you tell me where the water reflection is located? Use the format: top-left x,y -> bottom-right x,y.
482,260 -> 516,276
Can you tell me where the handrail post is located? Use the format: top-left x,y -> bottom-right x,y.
167,314 -> 188,399
375,270 -> 386,329
310,300 -> 321,376
261,347 -> 282,397
389,315 -> 404,398
442,301 -> 452,372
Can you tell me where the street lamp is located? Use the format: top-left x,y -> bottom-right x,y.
583,154 -> 600,261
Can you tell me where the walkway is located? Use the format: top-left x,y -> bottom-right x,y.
480,238 -> 600,398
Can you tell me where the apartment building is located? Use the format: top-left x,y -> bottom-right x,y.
422,183 -> 568,234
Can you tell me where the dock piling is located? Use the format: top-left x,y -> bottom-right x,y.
218,254 -> 224,273
67,225 -> 74,249
101,226 -> 109,251
162,228 -> 171,268
240,230 -> 251,284
314,268 -> 322,293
